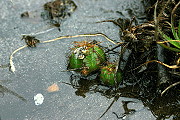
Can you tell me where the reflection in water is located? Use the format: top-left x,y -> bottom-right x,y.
70,74 -> 100,98
69,73 -> 180,120
0,84 -> 27,102
113,101 -> 136,119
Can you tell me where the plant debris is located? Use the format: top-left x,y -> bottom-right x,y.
42,0 -> 77,28
22,35 -> 40,47
0,85 -> 26,102
21,11 -> 29,18
47,83 -> 59,93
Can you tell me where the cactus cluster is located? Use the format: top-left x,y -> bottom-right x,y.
68,41 -> 122,86
100,63 -> 122,86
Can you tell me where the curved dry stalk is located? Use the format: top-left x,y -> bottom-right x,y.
161,81 -> 180,96
9,45 -> 27,72
154,0 -> 158,42
158,0 -> 171,18
157,40 -> 180,44
171,1 -> 180,26
130,60 -> 180,72
9,33 -> 121,73
155,0 -> 171,42
41,33 -> 120,45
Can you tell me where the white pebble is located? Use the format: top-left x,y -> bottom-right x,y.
34,93 -> 44,106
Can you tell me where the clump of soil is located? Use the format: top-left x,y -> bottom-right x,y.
42,0 -> 77,27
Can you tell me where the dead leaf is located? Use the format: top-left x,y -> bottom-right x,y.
47,83 -> 59,93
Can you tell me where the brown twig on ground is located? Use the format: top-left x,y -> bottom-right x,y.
161,81 -> 180,96
9,33 -> 122,73
157,40 -> 180,43
9,45 -> 28,72
129,60 -> 180,72
41,33 -> 121,45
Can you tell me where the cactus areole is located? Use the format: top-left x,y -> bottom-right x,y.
100,63 -> 122,86
68,41 -> 106,76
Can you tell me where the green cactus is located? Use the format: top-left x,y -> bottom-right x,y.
100,63 -> 122,86
68,41 -> 106,76
68,52 -> 83,72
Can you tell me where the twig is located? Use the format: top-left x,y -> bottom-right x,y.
41,33 -> 119,45
9,45 -> 27,72
97,94 -> 120,120
161,81 -> 180,96
9,33 -> 119,73
157,40 -> 180,43
157,0 -> 171,18
96,20 -> 123,31
171,1 -> 180,26
154,1 -> 159,42
129,60 -> 180,72
0,64 -> 9,68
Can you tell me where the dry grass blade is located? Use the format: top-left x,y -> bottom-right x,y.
9,45 -> 28,72
9,33 -> 119,73
161,81 -> 180,96
130,60 -> 180,72
41,33 -> 120,45
157,40 -> 180,43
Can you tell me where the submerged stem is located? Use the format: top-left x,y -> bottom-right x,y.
97,94 -> 120,120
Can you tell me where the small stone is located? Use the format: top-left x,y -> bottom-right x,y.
34,93 -> 44,106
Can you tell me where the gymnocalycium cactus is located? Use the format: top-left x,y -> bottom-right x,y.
100,63 -> 122,86
68,41 -> 106,76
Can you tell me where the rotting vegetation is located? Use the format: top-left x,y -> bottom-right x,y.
21,0 -> 77,29
42,0 -> 77,28
0,0 -> 179,120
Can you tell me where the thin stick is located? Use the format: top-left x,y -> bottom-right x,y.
41,33 -> 119,45
157,0 -> 171,18
129,60 -> 180,72
157,40 -> 180,43
9,33 -> 119,73
171,1 -> 180,27
97,94 -> 120,120
154,1 -> 159,42
161,81 -> 180,96
9,45 -> 27,72
0,64 -> 9,68
96,20 -> 123,31
21,28 -> 55,36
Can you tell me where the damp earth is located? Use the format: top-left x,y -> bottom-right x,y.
0,0 -> 179,120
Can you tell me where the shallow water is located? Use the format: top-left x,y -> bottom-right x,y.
0,0 -> 158,120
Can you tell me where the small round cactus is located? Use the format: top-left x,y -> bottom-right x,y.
100,63 -> 122,86
68,41 -> 106,76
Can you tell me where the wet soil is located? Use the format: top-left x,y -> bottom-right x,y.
0,0 -> 179,120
